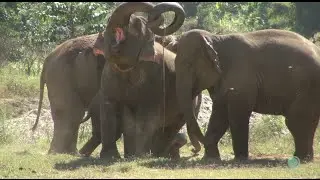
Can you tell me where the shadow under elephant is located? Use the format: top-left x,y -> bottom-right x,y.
53,156 -> 122,171
138,157 -> 289,170
53,155 -> 290,171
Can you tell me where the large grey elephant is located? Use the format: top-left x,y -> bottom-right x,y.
174,28 -> 320,163
32,33 -> 106,154
98,2 -> 204,159
78,34 -> 201,159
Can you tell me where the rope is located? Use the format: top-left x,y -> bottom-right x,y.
161,25 -> 167,133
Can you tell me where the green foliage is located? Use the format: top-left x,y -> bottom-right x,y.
0,63 -> 39,98
0,2 -> 116,75
196,2 -> 296,34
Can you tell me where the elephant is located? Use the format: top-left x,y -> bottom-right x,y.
173,28 -> 320,163
32,33 -> 106,154
98,2 -> 204,160
78,34 -> 193,158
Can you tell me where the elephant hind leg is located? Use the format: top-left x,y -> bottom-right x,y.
285,98 -> 320,162
49,105 -> 85,154
47,88 -> 85,154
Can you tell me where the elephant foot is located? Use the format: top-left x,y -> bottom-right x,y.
202,149 -> 222,163
48,147 -> 79,156
100,148 -> 121,160
201,155 -> 222,163
203,145 -> 221,163
232,156 -> 249,164
295,153 -> 313,164
169,148 -> 181,160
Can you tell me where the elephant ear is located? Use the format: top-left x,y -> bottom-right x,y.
93,32 -> 105,57
202,35 -> 222,74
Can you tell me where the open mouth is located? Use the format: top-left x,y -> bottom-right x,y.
112,62 -> 136,73
117,63 -> 132,70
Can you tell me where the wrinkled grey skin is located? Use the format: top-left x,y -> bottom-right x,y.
174,28 -> 320,163
99,2 -> 204,159
32,33 -> 106,154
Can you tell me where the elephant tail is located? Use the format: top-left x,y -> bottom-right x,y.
31,67 -> 45,132
187,93 -> 204,154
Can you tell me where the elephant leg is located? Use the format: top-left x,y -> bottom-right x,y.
100,99 -> 122,159
47,88 -> 85,155
285,97 -> 320,162
151,118 -> 185,159
79,102 -> 101,157
80,109 -> 123,157
203,94 -> 229,160
124,105 -> 162,158
49,106 -> 85,154
122,106 -> 138,158
226,91 -> 252,160
167,132 -> 188,160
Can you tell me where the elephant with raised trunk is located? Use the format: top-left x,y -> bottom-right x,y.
98,2 -> 204,159
78,34 -> 197,159
174,28 -> 320,163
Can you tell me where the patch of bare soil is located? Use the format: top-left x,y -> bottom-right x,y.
1,97 -> 54,143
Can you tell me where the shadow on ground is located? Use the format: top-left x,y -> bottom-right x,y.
54,156 -> 121,171
54,154 -> 290,171
138,156 -> 288,170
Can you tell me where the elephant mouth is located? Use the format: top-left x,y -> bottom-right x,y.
111,62 -> 136,73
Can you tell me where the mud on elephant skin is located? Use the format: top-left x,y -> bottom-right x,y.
174,28 -> 320,163
98,2 -> 204,159
32,33 -> 106,154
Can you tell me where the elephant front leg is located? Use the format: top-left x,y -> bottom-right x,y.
122,106 -> 138,158
227,93 -> 252,161
100,99 -> 121,160
203,94 -> 229,161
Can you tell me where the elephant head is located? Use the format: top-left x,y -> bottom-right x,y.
102,2 -> 185,71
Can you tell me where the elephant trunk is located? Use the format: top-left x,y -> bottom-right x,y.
187,93 -> 202,154
107,2 -> 155,28
147,2 -> 186,36
176,71 -> 205,148
107,2 -> 185,36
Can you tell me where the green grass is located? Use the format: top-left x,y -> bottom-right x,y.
0,137 -> 320,179
0,63 -> 40,99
